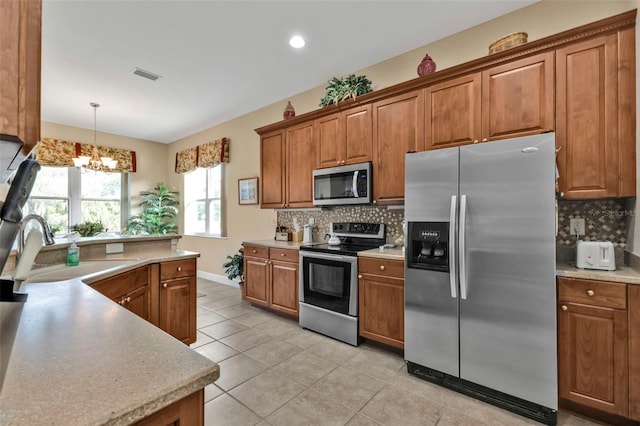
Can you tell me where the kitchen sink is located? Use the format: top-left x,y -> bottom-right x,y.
24,259 -> 139,283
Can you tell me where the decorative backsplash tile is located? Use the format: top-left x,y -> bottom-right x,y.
556,199 -> 628,247
277,206 -> 405,244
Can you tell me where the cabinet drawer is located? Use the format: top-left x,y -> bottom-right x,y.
359,257 -> 404,278
270,248 -> 298,263
91,266 -> 149,300
558,277 -> 627,309
160,259 -> 196,281
244,245 -> 269,259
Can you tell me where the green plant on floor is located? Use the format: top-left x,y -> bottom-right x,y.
319,74 -> 373,107
70,221 -> 105,237
223,248 -> 244,281
127,182 -> 179,235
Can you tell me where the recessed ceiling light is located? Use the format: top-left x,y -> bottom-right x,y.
289,35 -> 305,49
133,67 -> 162,81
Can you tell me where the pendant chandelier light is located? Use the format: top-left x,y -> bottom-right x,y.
72,102 -> 117,171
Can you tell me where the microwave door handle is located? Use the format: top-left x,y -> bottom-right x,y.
449,195 -> 457,299
352,171 -> 359,198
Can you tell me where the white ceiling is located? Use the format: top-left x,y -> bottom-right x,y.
41,0 -> 538,144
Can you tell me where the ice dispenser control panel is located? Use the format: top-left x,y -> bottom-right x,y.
407,222 -> 449,272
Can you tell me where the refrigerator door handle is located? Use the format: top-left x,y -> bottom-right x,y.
459,194 -> 468,300
449,195 -> 457,298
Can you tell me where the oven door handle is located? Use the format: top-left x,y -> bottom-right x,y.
299,251 -> 356,263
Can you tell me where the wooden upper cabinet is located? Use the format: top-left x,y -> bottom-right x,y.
285,121 -> 314,208
260,130 -> 285,208
0,0 -> 41,155
316,105 -> 372,168
556,30 -> 635,199
372,90 -> 424,204
425,73 -> 481,149
481,51 -> 554,141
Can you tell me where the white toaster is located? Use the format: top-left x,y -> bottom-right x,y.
576,241 -> 616,271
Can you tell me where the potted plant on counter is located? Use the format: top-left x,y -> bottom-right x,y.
223,248 -> 245,298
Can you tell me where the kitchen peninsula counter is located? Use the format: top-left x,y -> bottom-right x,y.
0,249 -> 219,425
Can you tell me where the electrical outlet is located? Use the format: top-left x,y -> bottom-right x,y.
569,218 -> 585,236
105,243 -> 124,254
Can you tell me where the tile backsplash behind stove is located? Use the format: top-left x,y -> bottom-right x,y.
279,198 -> 633,264
277,206 -> 405,244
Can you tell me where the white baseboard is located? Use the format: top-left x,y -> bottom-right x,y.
197,270 -> 239,288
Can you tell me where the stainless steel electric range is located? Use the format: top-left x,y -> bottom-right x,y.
298,222 -> 385,346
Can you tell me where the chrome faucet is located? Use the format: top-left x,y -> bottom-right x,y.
17,214 -> 56,259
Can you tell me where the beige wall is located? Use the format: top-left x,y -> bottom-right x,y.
170,0 -> 639,277
41,121 -> 170,212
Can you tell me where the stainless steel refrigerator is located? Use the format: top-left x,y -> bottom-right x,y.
404,133 -> 557,424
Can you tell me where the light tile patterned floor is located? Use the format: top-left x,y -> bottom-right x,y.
193,279 -> 604,426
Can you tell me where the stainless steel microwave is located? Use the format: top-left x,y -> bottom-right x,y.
312,162 -> 372,206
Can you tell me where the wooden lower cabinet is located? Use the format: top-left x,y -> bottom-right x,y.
358,257 -> 404,349
244,244 -> 299,318
91,258 -> 198,345
557,277 -> 628,418
135,389 -> 204,426
630,285 -> 640,421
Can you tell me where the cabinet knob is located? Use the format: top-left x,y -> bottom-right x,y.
252,249 -> 257,253
281,253 -> 286,256
125,296 -> 131,303
163,283 -> 168,288
379,265 -> 385,271
177,266 -> 182,272
372,200 -> 377,204
265,260 -> 269,264
482,138 -> 488,142
561,305 -> 568,311
587,290 -> 595,296
358,274 -> 362,279
473,140 -> 479,144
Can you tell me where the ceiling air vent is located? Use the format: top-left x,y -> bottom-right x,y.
133,67 -> 162,81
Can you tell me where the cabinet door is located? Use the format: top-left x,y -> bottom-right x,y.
159,276 -> 196,344
244,256 -> 269,307
260,130 -> 286,208
630,285 -> 640,421
556,34 -> 618,199
358,273 -> 404,349
135,389 -> 203,426
122,285 -> 150,321
269,259 -> 299,317
286,122 -> 315,208
558,301 -> 628,416
0,0 -> 41,154
372,90 -> 424,203
425,73 -> 481,150
316,113 -> 343,169
343,104 -> 372,165
481,51 -> 554,141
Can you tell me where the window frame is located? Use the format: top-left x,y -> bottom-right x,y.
183,164 -> 226,238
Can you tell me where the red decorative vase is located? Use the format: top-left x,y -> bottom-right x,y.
283,101 -> 295,120
417,53 -> 437,76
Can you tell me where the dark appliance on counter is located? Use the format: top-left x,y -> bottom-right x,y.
404,134 -> 557,424
312,162 -> 372,206
0,159 -> 41,393
299,222 -> 385,345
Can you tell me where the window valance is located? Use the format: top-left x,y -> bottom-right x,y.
175,137 -> 229,174
35,138 -> 137,172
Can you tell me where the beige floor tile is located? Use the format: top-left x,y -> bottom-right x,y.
200,319 -> 249,339
447,393 -> 532,426
219,328 -> 274,352
190,331 -> 216,349
309,366 -> 385,410
344,347 -> 405,381
437,409 -> 488,426
204,384 -> 224,403
232,310 -> 276,327
389,369 -> 458,406
252,317 -> 300,337
307,338 -> 361,364
215,354 -> 268,391
256,421 -> 272,426
274,351 -> 338,386
229,369 -> 306,417
361,385 -> 445,426
279,328 -> 328,349
195,341 -> 239,363
204,393 -> 261,426
557,410 -> 603,426
244,340 -> 304,367
215,304 -> 256,319
267,389 -> 357,426
346,414 -> 381,426
197,311 -> 228,328
201,295 -> 243,311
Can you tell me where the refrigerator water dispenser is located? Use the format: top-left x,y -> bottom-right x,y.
407,222 -> 449,272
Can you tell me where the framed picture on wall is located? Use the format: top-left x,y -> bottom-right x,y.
238,177 -> 259,205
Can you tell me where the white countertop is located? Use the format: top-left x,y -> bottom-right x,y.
358,247 -> 405,260
0,249 -> 219,425
556,262 -> 640,285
